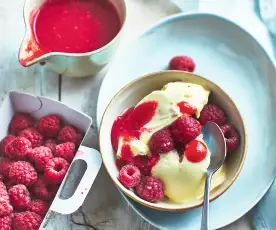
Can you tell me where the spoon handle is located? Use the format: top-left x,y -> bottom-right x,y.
201,171 -> 213,230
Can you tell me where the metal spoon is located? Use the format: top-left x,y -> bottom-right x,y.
200,122 -> 227,230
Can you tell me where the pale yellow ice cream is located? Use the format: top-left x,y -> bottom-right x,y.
151,135 -> 226,203
117,82 -> 210,156
115,81 -> 226,203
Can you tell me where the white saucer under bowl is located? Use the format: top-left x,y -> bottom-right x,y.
97,13 -> 276,230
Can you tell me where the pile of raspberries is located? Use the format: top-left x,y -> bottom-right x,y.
0,113 -> 83,230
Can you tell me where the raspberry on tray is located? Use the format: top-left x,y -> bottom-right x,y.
43,139 -> 57,152
19,128 -> 43,148
58,125 -> 81,144
8,184 -> 31,210
44,157 -> 69,184
0,198 -> 13,217
13,211 -> 42,230
9,113 -> 35,135
27,199 -> 49,217
9,161 -> 38,186
37,114 -> 61,138
0,135 -> 15,155
31,176 -> 59,201
0,214 -> 12,230
54,142 -> 75,162
0,158 -> 14,178
30,146 -> 53,172
5,137 -> 32,160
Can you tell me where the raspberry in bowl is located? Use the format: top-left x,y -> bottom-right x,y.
99,70 -> 247,211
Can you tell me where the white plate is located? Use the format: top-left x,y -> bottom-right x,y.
97,13 -> 276,229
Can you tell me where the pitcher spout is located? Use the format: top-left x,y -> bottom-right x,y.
19,33 -> 46,67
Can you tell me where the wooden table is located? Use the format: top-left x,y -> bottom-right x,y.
0,0 -> 254,229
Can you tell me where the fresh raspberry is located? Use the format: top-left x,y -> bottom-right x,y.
0,214 -> 12,230
220,124 -> 240,152
9,113 -> 35,135
5,137 -> 32,160
170,116 -> 201,143
0,198 -> 13,217
0,174 -> 4,181
43,139 -> 57,152
149,128 -> 175,154
19,128 -> 43,148
37,115 -> 61,138
118,164 -> 141,188
9,161 -> 38,186
135,176 -> 164,202
169,56 -> 195,72
199,104 -> 227,126
27,200 -> 49,217
44,157 -> 69,184
8,184 -> 31,210
13,211 -> 42,230
58,126 -> 77,144
0,182 -> 10,202
31,176 -> 58,201
0,158 -> 13,177
0,135 -> 15,155
185,139 -> 207,163
54,142 -> 75,162
29,146 -> 53,172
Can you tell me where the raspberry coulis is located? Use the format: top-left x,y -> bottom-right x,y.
177,101 -> 197,115
185,140 -> 207,163
20,0 -> 121,65
111,101 -> 159,174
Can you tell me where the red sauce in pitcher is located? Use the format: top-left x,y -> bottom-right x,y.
31,0 -> 121,54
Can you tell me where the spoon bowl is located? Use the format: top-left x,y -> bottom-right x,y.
202,122 -> 227,173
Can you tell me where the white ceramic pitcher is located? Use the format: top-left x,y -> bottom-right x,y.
18,0 -> 127,78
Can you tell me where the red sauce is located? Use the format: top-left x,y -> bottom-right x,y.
185,140 -> 207,163
111,101 -> 159,174
177,101 -> 197,115
32,0 -> 121,54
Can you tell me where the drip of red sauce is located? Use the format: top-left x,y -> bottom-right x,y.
111,101 -> 159,174
20,0 -> 121,65
177,101 -> 197,115
111,107 -> 134,152
111,101 -> 158,152
185,140 -> 207,163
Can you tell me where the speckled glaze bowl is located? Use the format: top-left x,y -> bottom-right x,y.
99,70 -> 247,212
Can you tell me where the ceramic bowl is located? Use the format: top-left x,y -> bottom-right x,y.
99,70 -> 247,211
